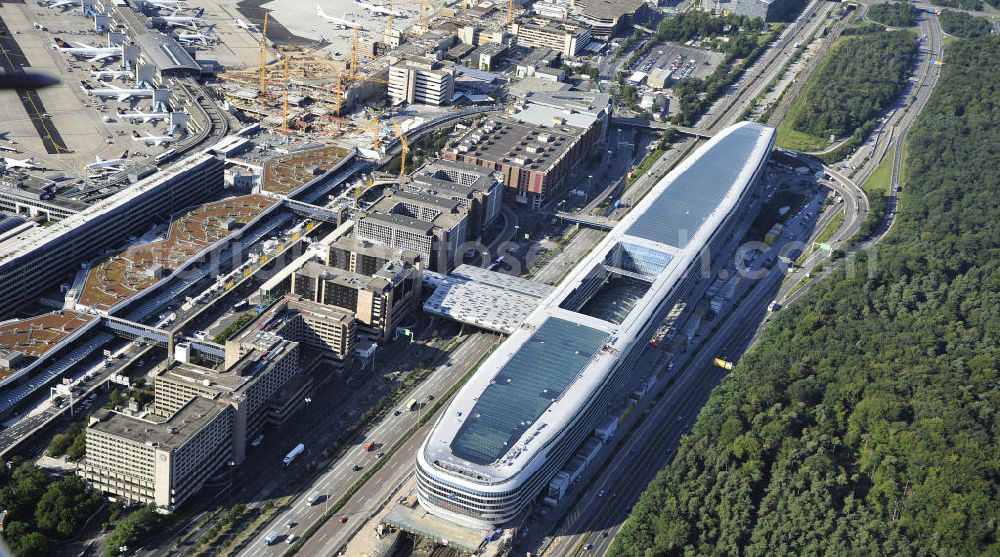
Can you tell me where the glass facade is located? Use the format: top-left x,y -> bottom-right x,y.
450,317 -> 607,465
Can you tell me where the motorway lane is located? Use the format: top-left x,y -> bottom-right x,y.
702,0 -> 834,133
238,333 -> 499,557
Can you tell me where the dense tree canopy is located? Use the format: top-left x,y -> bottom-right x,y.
938,9 -> 993,37
0,460 -> 105,553
611,36 -> 1000,557
792,31 -> 916,139
867,2 -> 917,26
930,0 -> 983,9
103,505 -> 161,557
34,475 -> 103,538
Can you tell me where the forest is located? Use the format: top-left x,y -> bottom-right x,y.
866,2 -> 917,26
930,0 -> 983,9
790,30 -> 916,140
611,36 -> 1000,556
938,9 -> 993,37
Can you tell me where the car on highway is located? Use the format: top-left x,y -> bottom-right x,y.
286,534 -> 298,544
598,490 -> 606,497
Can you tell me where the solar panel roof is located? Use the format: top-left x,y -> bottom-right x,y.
626,123 -> 765,249
450,317 -> 608,465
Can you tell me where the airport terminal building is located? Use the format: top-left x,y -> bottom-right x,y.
414,122 -> 775,530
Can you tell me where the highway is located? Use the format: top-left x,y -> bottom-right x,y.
236,332 -> 500,556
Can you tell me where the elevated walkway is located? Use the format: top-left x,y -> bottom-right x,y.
611,117 -> 714,139
555,212 -> 616,230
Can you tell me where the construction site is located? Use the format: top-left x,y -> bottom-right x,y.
215,0 -> 520,147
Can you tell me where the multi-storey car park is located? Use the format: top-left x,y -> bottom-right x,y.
415,122 -> 776,530
75,194 -> 277,313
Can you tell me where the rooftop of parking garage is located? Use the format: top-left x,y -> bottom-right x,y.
0,311 -> 96,375
78,194 -> 277,312
261,145 -> 355,197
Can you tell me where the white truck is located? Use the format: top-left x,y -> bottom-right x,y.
283,443 -> 304,466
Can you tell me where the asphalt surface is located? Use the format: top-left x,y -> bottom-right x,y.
237,333 -> 501,557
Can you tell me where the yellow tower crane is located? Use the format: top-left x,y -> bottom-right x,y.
419,0 -> 429,33
334,73 -> 343,117
369,117 -> 381,151
259,13 -> 269,95
385,0 -> 395,47
507,0 -> 514,25
349,27 -> 360,82
392,121 -> 409,178
281,57 -> 290,132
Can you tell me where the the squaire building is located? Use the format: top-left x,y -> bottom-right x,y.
415,122 -> 776,530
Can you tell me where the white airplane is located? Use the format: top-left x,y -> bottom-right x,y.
52,38 -> 122,63
177,24 -> 215,44
233,18 -> 259,32
316,5 -> 362,29
353,0 -> 402,17
85,150 -> 129,174
47,0 -> 81,10
1,156 -> 36,170
0,144 -> 20,154
160,8 -> 205,28
117,107 -> 170,123
90,65 -> 132,80
80,81 -> 155,102
132,130 -> 175,146
144,0 -> 188,9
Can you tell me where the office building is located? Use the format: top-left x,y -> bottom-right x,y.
572,0 -> 652,41
441,92 -> 610,210
82,396 -> 235,511
356,190 -> 470,272
388,56 -> 456,106
510,16 -> 592,57
415,122 -> 775,530
291,242 -> 422,341
404,159 -> 503,240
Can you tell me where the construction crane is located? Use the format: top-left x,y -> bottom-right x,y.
349,27 -> 360,81
281,57 -> 290,132
507,0 -> 514,25
369,117 -> 381,151
385,0 -> 395,47
392,121 -> 409,178
259,13 -> 269,95
334,73 -> 343,117
419,0 -> 429,33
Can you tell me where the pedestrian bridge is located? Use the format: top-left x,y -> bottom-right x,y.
611,117 -> 714,139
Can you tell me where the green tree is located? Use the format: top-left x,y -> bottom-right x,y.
103,505 -> 160,557
938,10 -> 992,37
35,476 -> 103,538
867,2 -> 917,26
3,522 -> 50,556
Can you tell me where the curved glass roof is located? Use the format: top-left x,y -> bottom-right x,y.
625,124 -> 766,249
450,317 -> 608,465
